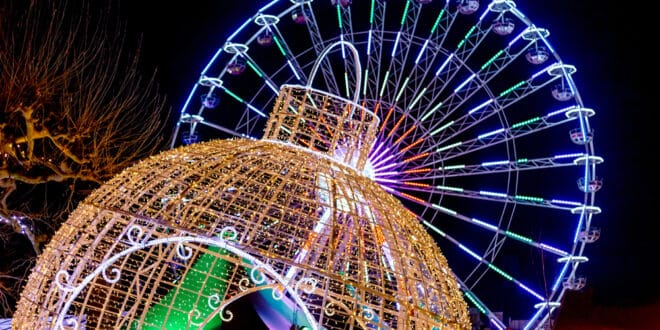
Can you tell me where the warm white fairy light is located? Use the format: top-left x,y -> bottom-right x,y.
14,60 -> 471,330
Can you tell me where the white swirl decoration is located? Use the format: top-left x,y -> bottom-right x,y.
102,267 -> 121,283
59,315 -> 79,329
126,225 -> 145,245
238,277 -> 250,291
188,309 -> 203,327
220,308 -> 234,322
362,307 -> 376,321
250,266 -> 266,284
208,293 -> 222,310
271,284 -> 284,301
219,226 -> 238,241
176,241 -> 193,260
295,277 -> 318,295
55,270 -> 75,292
324,302 -> 336,316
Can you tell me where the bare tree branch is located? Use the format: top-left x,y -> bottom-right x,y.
0,0 -> 171,316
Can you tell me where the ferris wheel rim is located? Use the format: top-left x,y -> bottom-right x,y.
169,1 -> 602,328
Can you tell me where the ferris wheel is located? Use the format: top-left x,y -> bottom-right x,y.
169,0 -> 603,328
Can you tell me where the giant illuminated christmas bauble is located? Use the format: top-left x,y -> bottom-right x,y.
13,83 -> 471,329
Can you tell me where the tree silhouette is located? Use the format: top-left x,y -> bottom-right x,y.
0,0 -> 169,316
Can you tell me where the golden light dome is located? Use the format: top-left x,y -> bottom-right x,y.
14,45 -> 471,329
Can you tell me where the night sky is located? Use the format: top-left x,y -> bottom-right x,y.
118,0 -> 652,327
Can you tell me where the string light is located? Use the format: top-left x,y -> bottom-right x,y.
14,84 -> 470,330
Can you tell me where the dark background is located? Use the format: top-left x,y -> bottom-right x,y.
118,0 -> 652,327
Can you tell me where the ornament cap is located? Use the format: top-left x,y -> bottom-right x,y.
264,84 -> 378,171
263,41 -> 379,171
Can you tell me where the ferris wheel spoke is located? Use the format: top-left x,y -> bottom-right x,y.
300,3 -> 341,95
381,180 -> 581,212
360,0 -> 391,105
332,2 -> 359,100
406,8 -> 499,128
417,26 -> 563,141
384,117 -> 580,177
473,28 -> 544,83
333,1 -> 354,43
451,11 -> 492,63
385,10 -> 458,128
375,2 -> 425,109
424,3 -> 456,49
217,84 -> 268,119
421,63 -> 564,148
239,53 -> 281,95
371,112 -> 583,179
418,103 -> 578,167
429,240 -> 564,329
386,183 -> 586,327
425,154 -> 584,178
267,21 -> 308,82
458,280 -> 507,330
425,212 -> 573,266
418,215 -> 555,303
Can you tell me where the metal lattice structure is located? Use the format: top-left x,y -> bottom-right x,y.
13,0 -> 606,328
168,1 -> 603,328
13,73 -> 472,329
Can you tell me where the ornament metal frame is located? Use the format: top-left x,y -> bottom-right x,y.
14,40 -> 472,330
54,225 -> 319,329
